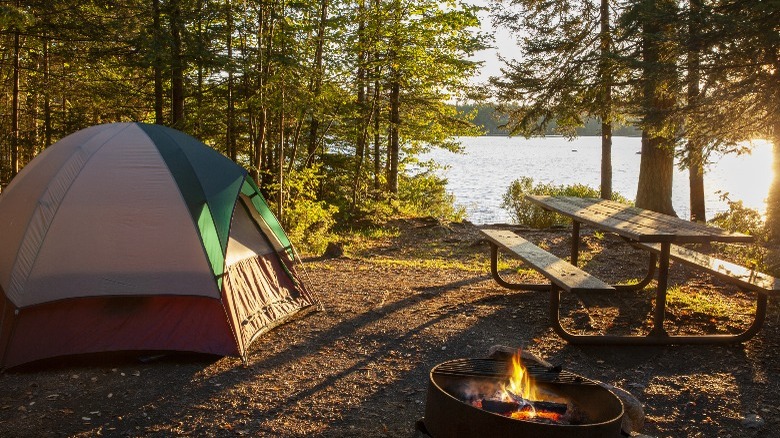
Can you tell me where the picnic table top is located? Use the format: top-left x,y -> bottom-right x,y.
527,195 -> 754,244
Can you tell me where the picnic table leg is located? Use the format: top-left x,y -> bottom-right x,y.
550,284 -> 766,344
488,242 -> 551,291
648,242 -> 671,338
570,221 -> 580,266
570,221 -> 656,292
613,253 -> 657,292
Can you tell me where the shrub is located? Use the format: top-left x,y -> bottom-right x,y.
709,195 -> 765,238
709,194 -> 768,272
398,170 -> 466,222
501,176 -> 630,228
269,165 -> 339,255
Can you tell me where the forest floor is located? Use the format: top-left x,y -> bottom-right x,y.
1,217 -> 779,437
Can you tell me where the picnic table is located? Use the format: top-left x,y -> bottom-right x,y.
481,196 -> 778,345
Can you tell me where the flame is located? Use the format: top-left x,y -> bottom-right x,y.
501,350 -> 564,422
472,350 -> 566,423
501,351 -> 538,402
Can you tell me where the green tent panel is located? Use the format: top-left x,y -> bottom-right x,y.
240,177 -> 295,261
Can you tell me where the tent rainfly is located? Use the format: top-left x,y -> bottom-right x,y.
0,122 -> 318,368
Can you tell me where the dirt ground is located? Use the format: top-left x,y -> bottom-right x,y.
1,218 -> 779,437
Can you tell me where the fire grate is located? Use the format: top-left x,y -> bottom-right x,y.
431,358 -> 597,386
420,358 -> 625,438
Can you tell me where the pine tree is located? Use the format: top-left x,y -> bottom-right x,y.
491,0 -> 623,200
622,0 -> 682,215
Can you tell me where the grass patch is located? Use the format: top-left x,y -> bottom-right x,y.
337,226 -> 401,254
666,286 -> 750,320
363,256 -> 486,272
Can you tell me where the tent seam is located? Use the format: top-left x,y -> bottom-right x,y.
140,123 -> 246,290
8,123 -> 135,305
150,125 -> 245,249
138,124 -> 215,289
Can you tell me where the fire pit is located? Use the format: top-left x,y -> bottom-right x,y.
419,355 -> 624,437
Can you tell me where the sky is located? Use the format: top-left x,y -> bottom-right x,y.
468,0 -> 520,84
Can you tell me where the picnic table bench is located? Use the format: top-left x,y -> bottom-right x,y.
482,196 -> 771,345
481,228 -> 614,294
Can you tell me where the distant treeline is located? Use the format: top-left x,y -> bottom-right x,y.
459,104 -> 641,137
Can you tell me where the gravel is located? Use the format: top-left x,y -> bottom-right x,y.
1,219 -> 778,437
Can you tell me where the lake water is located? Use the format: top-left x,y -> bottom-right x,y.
421,136 -> 773,225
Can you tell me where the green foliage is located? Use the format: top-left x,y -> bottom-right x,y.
398,170 -> 465,222
270,165 -> 338,255
501,176 -> 630,228
708,194 -> 768,272
337,169 -> 465,228
709,195 -> 766,238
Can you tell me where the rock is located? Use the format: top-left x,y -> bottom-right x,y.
597,382 -> 645,435
741,413 -> 765,429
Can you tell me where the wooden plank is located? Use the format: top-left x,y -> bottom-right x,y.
481,229 -> 614,293
639,242 -> 780,294
527,195 -> 753,244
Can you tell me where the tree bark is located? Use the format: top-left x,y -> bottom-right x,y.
278,89 -> 285,221
599,0 -> 612,200
43,36 -> 52,148
372,0 -> 381,194
306,0 -> 328,168
170,0 -> 185,129
635,0 -> 677,216
373,70 -> 381,193
251,6 -> 270,185
766,115 -> 780,241
687,0 -> 706,222
153,0 -> 164,125
636,133 -> 676,214
353,0 -> 367,205
226,0 -> 237,161
11,9 -> 21,178
195,0 -> 204,137
388,79 -> 400,195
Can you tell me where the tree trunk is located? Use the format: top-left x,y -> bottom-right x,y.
373,71 -> 381,193
306,0 -> 328,168
253,110 -> 267,181
278,90 -> 285,221
766,116 -> 780,242
372,0 -> 382,194
635,0 -> 677,216
388,79 -> 400,195
195,0 -> 204,137
251,7 -> 268,185
153,0 -> 164,125
353,0 -> 367,205
170,0 -> 185,129
599,0 -> 612,200
688,142 -> 705,221
687,0 -> 706,222
636,133 -> 676,214
226,0 -> 237,161
11,12 -> 21,177
601,123 -> 612,199
43,36 -> 52,148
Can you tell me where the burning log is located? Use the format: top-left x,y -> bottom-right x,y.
479,399 -> 568,416
481,399 -> 519,414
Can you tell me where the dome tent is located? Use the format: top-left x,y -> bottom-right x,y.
0,122 -> 318,368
